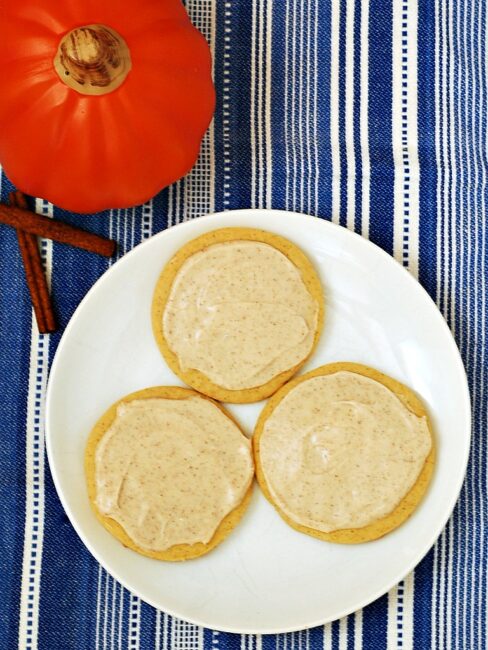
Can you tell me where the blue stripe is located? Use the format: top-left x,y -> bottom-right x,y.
367,0 -> 394,253
140,600 -> 159,648
417,0 -> 438,298
416,0 -> 441,639
314,0 -> 333,219
413,553 -> 434,650
334,619 -> 342,650
347,614 -> 356,649
361,595 -> 388,649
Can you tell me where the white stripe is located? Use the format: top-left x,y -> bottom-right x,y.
406,0 -> 420,279
434,0 -> 443,313
387,578 -> 413,650
17,200 -> 53,650
387,583 -> 398,648
392,0 -> 420,278
122,208 -> 128,252
297,0 -> 306,212
154,610 -> 161,650
222,2 -> 232,209
345,0 -> 356,231
141,199 -> 153,240
183,175 -> 191,222
330,0 -> 341,223
354,609 -> 363,650
391,0 -> 421,637
175,180 -> 182,224
304,0 -> 313,213
313,0 -> 320,215
170,615 -> 176,649
250,0 -> 258,207
463,0 -> 473,374
359,0 -> 370,239
402,572 -> 415,649
130,207 -> 136,250
323,623 -> 333,650
447,0 -> 457,334
339,617 -> 348,650
441,0 -> 450,318
208,0 -> 217,215
257,0 -> 265,208
163,612 -> 169,650
128,593 -> 140,650
167,185 -> 174,228
390,0 -> 434,623
265,0 -> 273,208
290,0 -> 298,209
284,0 -> 291,209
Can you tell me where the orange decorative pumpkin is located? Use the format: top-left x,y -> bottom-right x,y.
0,0 -> 215,213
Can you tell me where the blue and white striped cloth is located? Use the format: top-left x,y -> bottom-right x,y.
0,0 -> 485,648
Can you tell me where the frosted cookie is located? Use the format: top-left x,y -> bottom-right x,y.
85,386 -> 254,561
253,362 -> 435,543
152,228 -> 324,403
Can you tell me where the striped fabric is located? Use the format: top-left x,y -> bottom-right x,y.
0,0 -> 485,648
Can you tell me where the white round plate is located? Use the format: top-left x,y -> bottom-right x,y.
46,209 -> 470,634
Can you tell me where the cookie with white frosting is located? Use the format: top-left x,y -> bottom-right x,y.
253,362 -> 435,543
85,386 -> 254,560
152,227 -> 325,403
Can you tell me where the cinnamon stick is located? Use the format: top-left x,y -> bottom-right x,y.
10,192 -> 56,334
0,202 -> 116,257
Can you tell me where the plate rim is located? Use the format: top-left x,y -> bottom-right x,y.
45,208 -> 471,634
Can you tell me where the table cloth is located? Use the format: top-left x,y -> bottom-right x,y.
0,0 -> 484,648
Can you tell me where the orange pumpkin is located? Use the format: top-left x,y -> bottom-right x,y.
0,0 -> 215,213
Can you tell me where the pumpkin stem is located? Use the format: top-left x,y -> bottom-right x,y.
54,25 -> 131,96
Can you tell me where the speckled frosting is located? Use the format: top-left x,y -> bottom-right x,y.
162,241 -> 319,390
94,395 -> 253,551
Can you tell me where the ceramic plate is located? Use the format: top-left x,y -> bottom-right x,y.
45,209 -> 470,634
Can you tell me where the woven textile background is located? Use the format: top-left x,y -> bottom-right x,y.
0,0 -> 485,648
